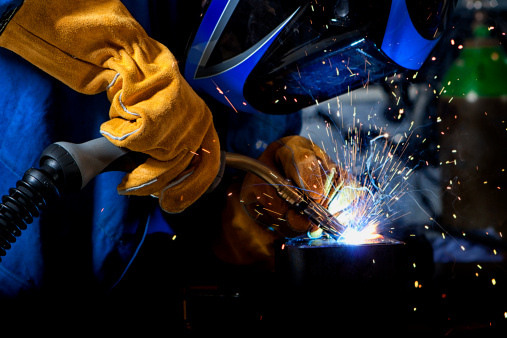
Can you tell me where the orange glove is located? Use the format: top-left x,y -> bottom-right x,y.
214,136 -> 362,270
0,0 -> 220,213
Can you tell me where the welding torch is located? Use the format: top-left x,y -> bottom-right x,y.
224,153 -> 346,239
0,137 -> 345,261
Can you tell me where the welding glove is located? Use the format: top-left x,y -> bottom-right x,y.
0,0 -> 221,213
214,136 -> 362,270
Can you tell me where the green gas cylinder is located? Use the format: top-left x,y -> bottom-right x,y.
439,15 -> 507,236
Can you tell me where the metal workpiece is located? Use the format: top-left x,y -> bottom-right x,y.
274,235 -> 408,332
224,152 -> 346,239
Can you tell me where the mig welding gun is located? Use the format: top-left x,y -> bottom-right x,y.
0,137 -> 346,261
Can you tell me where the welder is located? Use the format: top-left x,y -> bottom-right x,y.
0,0 -> 341,304
0,0 -> 455,325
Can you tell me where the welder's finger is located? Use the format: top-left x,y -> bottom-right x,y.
118,155 -> 191,195
117,133 -> 219,213
286,209 -> 313,233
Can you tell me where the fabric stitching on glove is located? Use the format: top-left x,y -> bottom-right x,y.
163,170 -> 194,190
118,92 -> 140,117
119,177 -> 158,193
9,20 -> 106,76
106,72 -> 120,90
100,128 -> 141,141
159,170 -> 194,213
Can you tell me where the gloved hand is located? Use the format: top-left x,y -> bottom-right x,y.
0,0 -> 220,213
214,136 -> 363,270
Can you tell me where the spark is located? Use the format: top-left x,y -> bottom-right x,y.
263,208 -> 282,216
320,125 -> 416,241
212,79 -> 238,113
245,44 -> 502,254
224,95 -> 238,113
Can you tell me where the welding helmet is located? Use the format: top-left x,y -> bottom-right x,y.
184,0 -> 456,115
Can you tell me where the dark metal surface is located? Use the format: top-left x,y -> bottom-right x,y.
273,236 -> 409,333
277,236 -> 406,287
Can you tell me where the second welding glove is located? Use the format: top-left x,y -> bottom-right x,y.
214,135 -> 363,270
0,0 -> 221,213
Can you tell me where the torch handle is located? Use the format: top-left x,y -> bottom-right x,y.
40,137 -> 148,192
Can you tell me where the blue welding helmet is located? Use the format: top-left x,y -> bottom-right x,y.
184,0 -> 456,114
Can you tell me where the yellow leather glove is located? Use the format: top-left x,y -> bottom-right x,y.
0,0 -> 220,213
214,136 -> 362,271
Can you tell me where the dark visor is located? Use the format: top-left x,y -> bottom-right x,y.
187,0 -> 455,115
243,0 -> 397,114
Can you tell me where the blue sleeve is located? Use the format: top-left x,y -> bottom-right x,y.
0,0 -> 23,35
